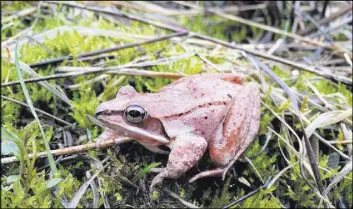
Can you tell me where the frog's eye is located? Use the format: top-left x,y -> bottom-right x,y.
124,105 -> 148,123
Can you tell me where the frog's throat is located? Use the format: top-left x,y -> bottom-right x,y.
105,122 -> 169,144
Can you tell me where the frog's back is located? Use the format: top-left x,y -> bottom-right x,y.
137,73 -> 243,119
158,73 -> 243,97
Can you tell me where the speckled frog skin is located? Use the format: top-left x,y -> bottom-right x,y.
95,73 -> 261,190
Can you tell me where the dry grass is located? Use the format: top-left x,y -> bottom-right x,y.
1,1 -> 352,208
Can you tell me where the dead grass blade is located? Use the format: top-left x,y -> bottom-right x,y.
321,158 -> 352,206
173,1 -> 351,57
165,189 -> 199,208
4,26 -> 155,53
247,55 -> 328,206
223,176 -> 273,208
1,54 -> 192,87
192,33 -> 352,85
67,163 -> 109,208
305,110 -> 352,139
298,5 -> 353,35
28,31 -> 187,68
1,95 -> 74,126
1,7 -> 37,23
47,0 -> 352,85
45,1 -> 180,32
85,171 -> 99,208
2,55 -> 72,107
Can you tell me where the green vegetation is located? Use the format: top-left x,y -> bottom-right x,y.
1,1 -> 352,208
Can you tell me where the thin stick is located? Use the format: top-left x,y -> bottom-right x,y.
223,176 -> 273,208
165,189 -> 199,208
1,57 -> 188,87
192,33 -> 352,85
172,1 -> 352,57
1,137 -> 132,164
1,95 -> 74,127
298,5 -> 353,35
28,31 -> 187,68
2,7 -> 37,23
39,1 -> 351,85
45,1 -> 182,32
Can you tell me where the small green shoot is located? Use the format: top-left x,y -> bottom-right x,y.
14,44 -> 58,174
131,162 -> 161,183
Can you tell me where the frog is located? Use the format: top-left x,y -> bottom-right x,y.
95,73 -> 261,190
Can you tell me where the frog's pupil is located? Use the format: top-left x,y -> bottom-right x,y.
129,110 -> 141,118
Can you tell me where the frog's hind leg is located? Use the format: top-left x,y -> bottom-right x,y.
149,133 -> 207,191
190,83 -> 260,182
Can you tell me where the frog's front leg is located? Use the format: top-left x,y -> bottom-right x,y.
149,132 -> 207,191
190,83 -> 260,182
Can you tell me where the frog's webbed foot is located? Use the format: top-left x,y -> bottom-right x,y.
149,133 -> 207,192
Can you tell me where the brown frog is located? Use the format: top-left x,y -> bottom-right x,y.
95,73 -> 261,190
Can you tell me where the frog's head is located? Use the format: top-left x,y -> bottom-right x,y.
95,85 -> 169,144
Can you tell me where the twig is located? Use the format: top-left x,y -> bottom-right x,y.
192,33 -> 352,85
1,95 -> 74,127
223,176 -> 273,208
28,31 -> 187,68
294,7 -> 334,43
308,16 -> 352,39
2,3 -> 42,49
298,5 -> 353,35
247,55 -> 327,207
1,137 -> 132,164
45,1 -> 181,32
327,140 -> 352,145
172,1 -> 351,57
110,1 -> 268,16
43,0 -> 351,85
165,189 -> 199,208
1,56 -> 190,87
1,6 -> 37,23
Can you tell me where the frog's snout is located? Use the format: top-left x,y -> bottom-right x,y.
95,103 -> 113,116
95,104 -> 104,116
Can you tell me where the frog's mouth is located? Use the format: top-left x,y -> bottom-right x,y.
96,111 -> 169,144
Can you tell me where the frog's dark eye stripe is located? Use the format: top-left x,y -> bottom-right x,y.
124,105 -> 148,124
95,110 -> 118,116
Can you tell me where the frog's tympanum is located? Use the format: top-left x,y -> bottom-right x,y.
95,73 -> 260,190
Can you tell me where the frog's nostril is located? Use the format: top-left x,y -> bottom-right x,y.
95,104 -> 107,116
95,111 -> 104,116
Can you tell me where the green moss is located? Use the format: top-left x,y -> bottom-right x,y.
132,56 -> 203,93
210,178 -> 232,207
70,87 -> 100,128
1,167 -> 82,208
178,15 -> 231,41
241,187 -> 282,208
245,138 -> 278,180
272,65 -> 290,79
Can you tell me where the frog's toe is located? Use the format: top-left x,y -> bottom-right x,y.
150,172 -> 166,192
150,167 -> 166,173
189,168 -> 224,183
